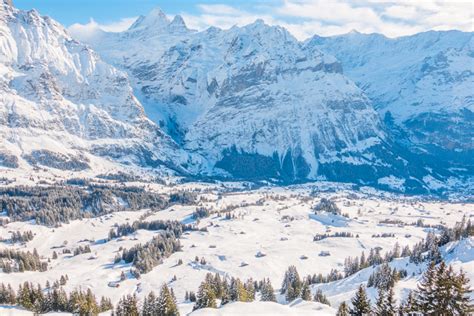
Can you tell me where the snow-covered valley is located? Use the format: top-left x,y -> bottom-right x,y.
0,0 -> 473,314
0,178 -> 473,315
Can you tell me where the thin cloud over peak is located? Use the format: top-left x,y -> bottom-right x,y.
67,0 -> 473,40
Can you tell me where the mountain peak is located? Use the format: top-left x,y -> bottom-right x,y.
168,15 -> 189,33
128,7 -> 169,31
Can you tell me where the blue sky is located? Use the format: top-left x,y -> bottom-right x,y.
13,0 -> 473,40
13,1 -> 264,26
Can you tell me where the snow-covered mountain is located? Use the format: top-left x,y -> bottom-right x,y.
2,2 -> 472,193
305,31 -> 474,176
0,1 -> 190,173
71,8 -> 443,191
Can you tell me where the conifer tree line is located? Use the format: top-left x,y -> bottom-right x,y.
371,233 -> 395,238
192,207 -> 211,220
0,185 -> 197,226
109,220 -> 208,275
0,248 -> 47,273
108,219 -> 200,240
367,263 -> 407,290
313,231 -> 354,241
280,265 -> 331,303
0,280 -> 112,315
114,284 -> 180,316
338,258 -> 472,316
189,272 -> 278,311
72,244 -> 92,256
115,230 -> 182,274
0,230 -> 34,243
326,216 -> 474,284
1,259 -> 469,315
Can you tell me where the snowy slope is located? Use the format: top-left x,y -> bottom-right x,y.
306,31 -> 474,176
0,1 -> 190,174
190,300 -> 335,315
0,182 -> 472,315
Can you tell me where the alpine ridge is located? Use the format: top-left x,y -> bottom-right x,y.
1,3 -> 472,194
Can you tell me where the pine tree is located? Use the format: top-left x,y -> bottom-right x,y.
81,288 -> 99,315
414,259 -> 472,315
375,286 -> 396,316
360,251 -> 367,268
337,301 -> 350,316
212,273 -> 223,299
115,294 -> 139,316
142,291 -> 156,316
220,279 -> 231,305
243,278 -> 255,302
314,288 -> 330,306
229,277 -> 247,302
350,285 -> 371,316
435,263 -> 472,314
385,287 -> 396,315
374,288 -> 386,316
157,284 -> 179,316
17,282 -> 33,310
301,281 -> 312,301
99,296 -> 113,312
399,290 -> 416,315
450,268 -> 472,314
260,278 -> 276,302
414,261 -> 437,313
193,280 -> 217,310
281,265 -> 302,302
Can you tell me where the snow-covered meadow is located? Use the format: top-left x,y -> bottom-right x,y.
1,181 -> 472,315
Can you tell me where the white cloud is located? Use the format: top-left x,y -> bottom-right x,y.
182,0 -> 473,39
180,5 -> 278,32
197,4 -> 243,16
68,1 -> 473,41
68,17 -> 137,41
383,5 -> 419,20
97,17 -> 138,32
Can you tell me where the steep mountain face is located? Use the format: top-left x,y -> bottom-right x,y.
71,8 -> 197,139
306,31 -> 474,177
72,10 -> 437,189
0,2 -> 189,173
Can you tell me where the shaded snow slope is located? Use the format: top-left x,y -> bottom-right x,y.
306,31 -> 474,178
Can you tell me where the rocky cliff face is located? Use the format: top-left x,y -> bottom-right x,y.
0,3 -> 189,173
305,31 -> 474,179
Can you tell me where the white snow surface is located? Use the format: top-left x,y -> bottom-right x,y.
0,180 -> 473,315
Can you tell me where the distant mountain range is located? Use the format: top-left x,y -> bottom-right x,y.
1,1 -> 473,194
